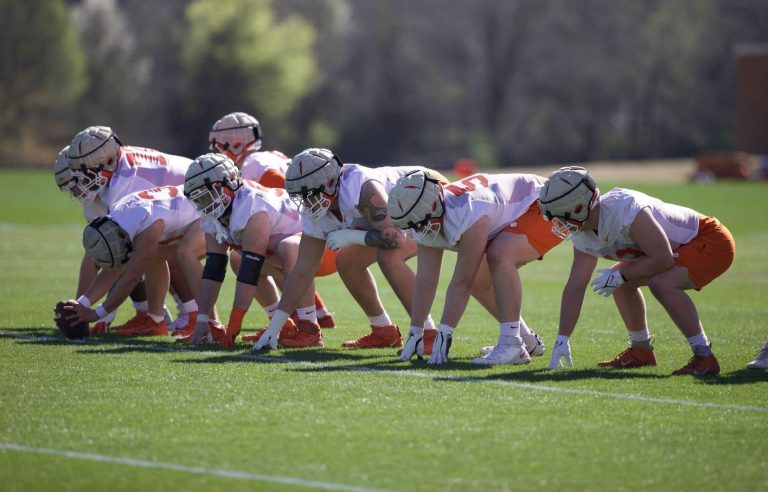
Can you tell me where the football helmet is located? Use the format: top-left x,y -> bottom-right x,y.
184,153 -> 242,219
67,126 -> 122,203
387,170 -> 445,243
285,148 -> 342,219
53,146 -> 78,198
539,166 -> 599,240
83,216 -> 133,269
209,112 -> 262,159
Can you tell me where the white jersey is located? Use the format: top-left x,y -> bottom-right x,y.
304,163 -> 428,240
81,196 -> 108,222
200,180 -> 302,253
101,146 -> 191,208
572,188 -> 700,261
418,174 -> 544,251
240,150 -> 289,184
109,185 -> 200,244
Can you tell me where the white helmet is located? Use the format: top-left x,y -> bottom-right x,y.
67,126 -> 122,203
184,153 -> 242,219
285,148 -> 342,219
539,166 -> 599,240
388,170 -> 445,243
83,216 -> 133,269
54,146 -> 78,197
209,112 -> 262,159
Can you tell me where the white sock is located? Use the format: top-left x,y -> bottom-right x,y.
296,305 -> 318,323
133,300 -> 148,312
182,299 -> 198,314
687,332 -> 711,355
263,301 -> 280,319
148,312 -> 164,323
498,321 -> 522,347
518,316 -> 533,337
369,312 -> 392,327
424,315 -> 436,331
316,305 -> 330,318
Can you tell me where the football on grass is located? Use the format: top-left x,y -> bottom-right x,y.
54,301 -> 90,340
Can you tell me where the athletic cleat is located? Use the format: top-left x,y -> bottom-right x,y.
116,318 -> 168,337
422,328 -> 437,356
747,340 -> 768,370
317,314 -> 336,329
342,324 -> 403,349
175,321 -> 226,344
481,332 -> 546,358
91,322 -> 110,334
279,320 -> 324,348
672,353 -> 720,376
112,312 -> 151,333
242,319 -> 297,343
170,312 -> 198,337
472,344 -> 531,366
168,313 -> 190,331
598,347 -> 657,368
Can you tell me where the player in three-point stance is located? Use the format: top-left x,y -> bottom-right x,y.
388,170 -> 561,365
540,166 -> 735,375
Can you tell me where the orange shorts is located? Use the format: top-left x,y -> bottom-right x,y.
674,215 -> 735,290
502,201 -> 563,258
316,247 -> 338,277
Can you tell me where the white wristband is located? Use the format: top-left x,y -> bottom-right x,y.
95,305 -> 108,319
197,314 -> 210,323
76,295 -> 91,308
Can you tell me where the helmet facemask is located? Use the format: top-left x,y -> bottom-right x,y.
209,112 -> 262,162
388,170 -> 445,244
67,126 -> 122,203
187,181 -> 235,219
286,149 -> 342,220
72,168 -> 111,203
539,166 -> 599,240
184,153 -> 241,220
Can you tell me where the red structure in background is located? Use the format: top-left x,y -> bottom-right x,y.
735,45 -> 768,154
453,158 -> 479,178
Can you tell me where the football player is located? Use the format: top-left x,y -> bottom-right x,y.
253,148 -> 446,352
66,126 -> 199,333
180,154 -> 337,348
208,112 -> 335,327
54,146 -> 145,333
388,171 -> 561,365
61,185 -> 207,337
540,166 -> 735,375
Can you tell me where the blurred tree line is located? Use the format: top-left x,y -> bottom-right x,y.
1,0 -> 767,168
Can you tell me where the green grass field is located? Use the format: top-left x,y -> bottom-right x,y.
1,169 -> 767,491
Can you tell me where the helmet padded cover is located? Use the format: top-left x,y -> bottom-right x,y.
54,146 -> 74,188
539,166 -> 597,222
83,216 -> 133,269
209,112 -> 262,154
67,126 -> 121,172
388,170 -> 444,230
183,153 -> 241,197
285,148 -> 341,197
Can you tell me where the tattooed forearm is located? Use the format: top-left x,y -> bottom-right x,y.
358,181 -> 388,224
364,229 -> 401,249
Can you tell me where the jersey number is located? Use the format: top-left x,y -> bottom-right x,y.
138,186 -> 178,200
445,174 -> 489,196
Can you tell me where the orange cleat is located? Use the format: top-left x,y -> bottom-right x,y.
598,347 -> 657,368
115,318 -> 168,337
672,353 -> 720,376
91,322 -> 110,334
112,312 -> 151,333
170,312 -> 198,338
175,321 -> 226,344
279,320 -> 324,348
422,328 -> 437,355
317,314 -> 336,329
242,319 -> 297,343
342,324 -> 403,349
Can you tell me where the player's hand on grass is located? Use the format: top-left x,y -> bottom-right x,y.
428,325 -> 453,365
548,336 -> 573,369
185,318 -> 212,344
61,300 -> 99,324
399,326 -> 424,361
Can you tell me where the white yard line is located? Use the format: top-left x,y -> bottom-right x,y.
4,332 -> 767,413
0,443 -> 390,492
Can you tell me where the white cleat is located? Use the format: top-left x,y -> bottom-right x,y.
168,313 -> 190,331
746,339 -> 768,370
480,332 -> 545,358
472,344 -> 531,366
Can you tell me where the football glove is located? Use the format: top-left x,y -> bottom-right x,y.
591,268 -> 626,296
548,337 -> 573,369
428,324 -> 453,365
399,326 -> 425,361
326,229 -> 367,251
